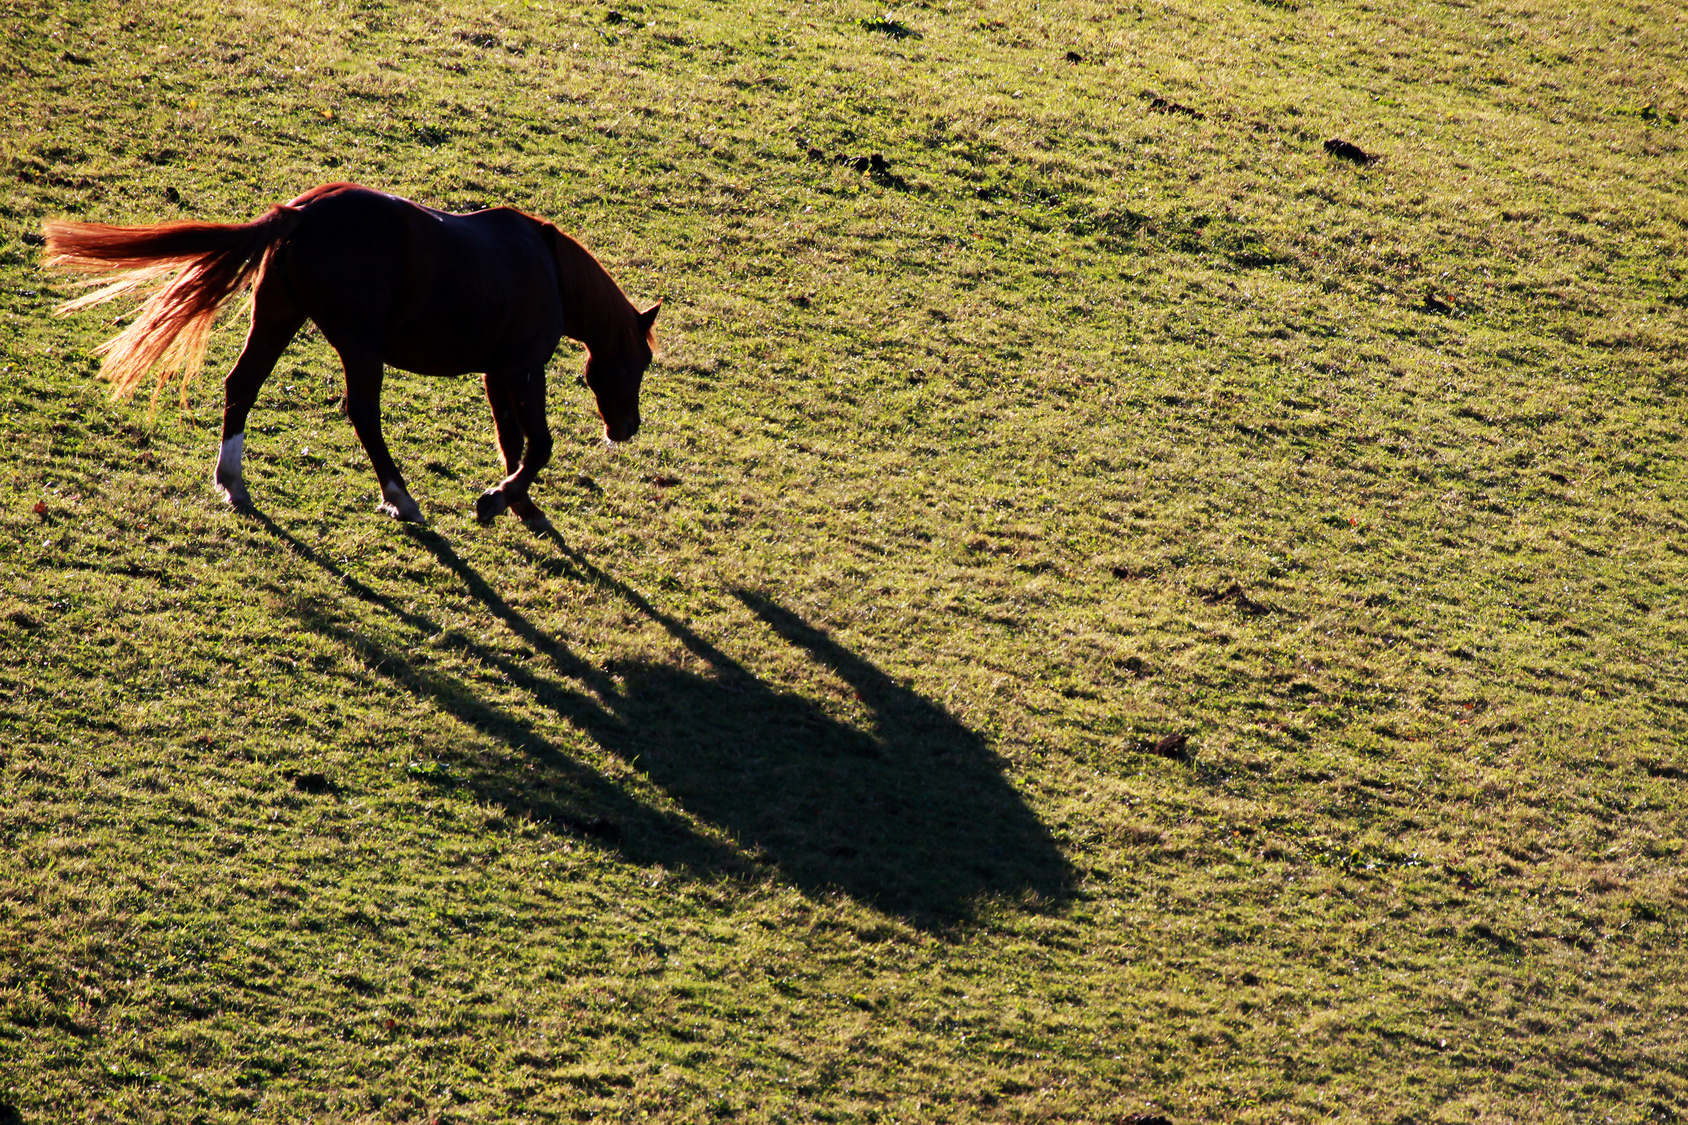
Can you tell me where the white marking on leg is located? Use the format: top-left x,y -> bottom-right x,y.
217,433 -> 244,480
215,432 -> 251,505
381,479 -> 424,523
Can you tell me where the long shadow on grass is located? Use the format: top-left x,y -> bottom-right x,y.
508,528 -> 1074,928
251,511 -> 736,864
257,512 -> 1073,927
638,587 -> 1075,925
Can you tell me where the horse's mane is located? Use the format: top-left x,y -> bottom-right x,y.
544,223 -> 654,351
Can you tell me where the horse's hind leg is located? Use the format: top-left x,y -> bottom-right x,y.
337,347 -> 424,523
477,368 -> 550,526
215,274 -> 305,507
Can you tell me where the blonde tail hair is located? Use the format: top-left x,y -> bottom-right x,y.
42,204 -> 303,404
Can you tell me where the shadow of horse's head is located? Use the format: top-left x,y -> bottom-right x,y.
567,587 -> 1075,927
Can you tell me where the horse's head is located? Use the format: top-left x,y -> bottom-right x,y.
583,301 -> 660,442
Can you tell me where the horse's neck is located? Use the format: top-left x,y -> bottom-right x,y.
550,228 -> 632,350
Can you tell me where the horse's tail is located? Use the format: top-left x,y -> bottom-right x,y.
42,203 -> 304,402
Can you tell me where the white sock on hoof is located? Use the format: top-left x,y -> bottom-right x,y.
217,433 -> 244,480
381,480 -> 423,521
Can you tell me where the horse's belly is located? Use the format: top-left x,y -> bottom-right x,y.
381,322 -> 560,377
381,337 -> 488,377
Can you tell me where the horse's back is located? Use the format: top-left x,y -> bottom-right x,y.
276,185 -> 566,376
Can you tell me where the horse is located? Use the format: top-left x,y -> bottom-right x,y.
42,182 -> 659,525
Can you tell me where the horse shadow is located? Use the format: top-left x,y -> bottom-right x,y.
257,513 -> 1074,929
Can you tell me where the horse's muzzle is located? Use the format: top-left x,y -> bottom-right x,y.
606,416 -> 640,442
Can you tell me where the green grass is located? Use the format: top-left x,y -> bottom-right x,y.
3,0 -> 1687,1121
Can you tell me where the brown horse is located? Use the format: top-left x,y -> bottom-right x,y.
42,182 -> 659,524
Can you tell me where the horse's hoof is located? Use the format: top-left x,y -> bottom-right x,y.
216,483 -> 253,510
476,490 -> 508,525
379,500 -> 426,524
509,495 -> 545,523
378,482 -> 425,523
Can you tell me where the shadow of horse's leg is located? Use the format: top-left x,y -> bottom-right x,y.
216,275 -> 305,508
337,347 -> 424,523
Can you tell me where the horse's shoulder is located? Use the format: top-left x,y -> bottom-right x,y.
474,210 -> 566,259
450,206 -> 531,231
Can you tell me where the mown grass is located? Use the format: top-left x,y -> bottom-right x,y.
2,0 -> 1687,1121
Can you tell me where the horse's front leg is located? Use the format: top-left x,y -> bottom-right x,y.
477,372 -> 530,523
477,368 -> 551,526
338,348 -> 424,523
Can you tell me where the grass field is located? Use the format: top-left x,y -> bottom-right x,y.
3,0 -> 1687,1120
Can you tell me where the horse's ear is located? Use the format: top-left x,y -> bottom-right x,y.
637,300 -> 661,334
